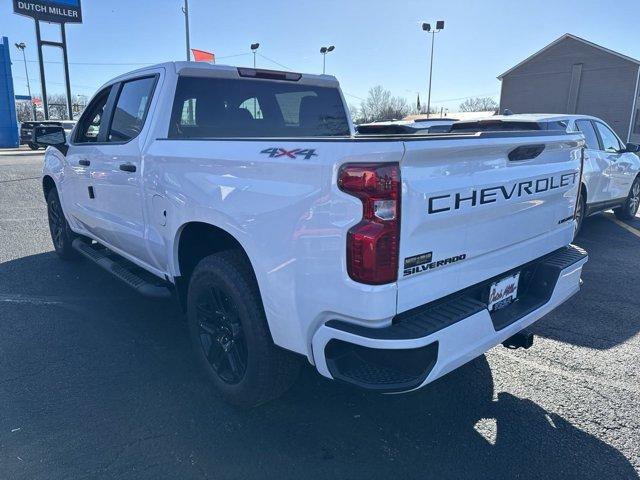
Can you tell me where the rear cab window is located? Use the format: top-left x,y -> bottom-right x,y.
168,75 -> 350,138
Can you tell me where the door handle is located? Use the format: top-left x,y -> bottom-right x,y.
119,163 -> 137,173
78,159 -> 90,166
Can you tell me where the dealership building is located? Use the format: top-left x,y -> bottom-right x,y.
498,33 -> 640,143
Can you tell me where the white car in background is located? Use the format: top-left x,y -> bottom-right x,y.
451,114 -> 640,235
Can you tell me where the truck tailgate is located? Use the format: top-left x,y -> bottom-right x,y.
397,133 -> 584,313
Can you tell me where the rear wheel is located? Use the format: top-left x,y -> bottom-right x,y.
614,177 -> 640,220
187,251 -> 301,407
46,189 -> 78,260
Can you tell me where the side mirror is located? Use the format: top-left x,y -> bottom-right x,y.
624,142 -> 640,153
33,125 -> 67,154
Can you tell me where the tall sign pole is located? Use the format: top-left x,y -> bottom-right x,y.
13,0 -> 83,120
34,20 -> 48,119
60,24 -> 73,119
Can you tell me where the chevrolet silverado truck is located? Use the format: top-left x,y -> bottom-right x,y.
36,62 -> 588,407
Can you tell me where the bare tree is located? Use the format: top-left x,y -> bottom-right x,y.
347,104 -> 361,123
458,97 -> 498,112
355,86 -> 410,123
15,101 -> 39,123
15,94 -> 88,123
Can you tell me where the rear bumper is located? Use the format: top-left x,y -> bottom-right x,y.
311,245 -> 588,392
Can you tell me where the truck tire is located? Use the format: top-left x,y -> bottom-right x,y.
187,251 -> 302,407
614,177 -> 640,220
28,143 -> 40,150
46,188 -> 79,260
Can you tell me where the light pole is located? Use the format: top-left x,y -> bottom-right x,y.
182,0 -> 191,60
320,45 -> 335,74
250,43 -> 260,69
14,42 -> 36,121
250,43 -> 260,117
421,20 -> 444,119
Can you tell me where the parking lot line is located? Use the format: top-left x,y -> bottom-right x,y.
605,214 -> 640,239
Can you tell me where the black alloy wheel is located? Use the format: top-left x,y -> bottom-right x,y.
195,284 -> 248,384
48,193 -> 65,251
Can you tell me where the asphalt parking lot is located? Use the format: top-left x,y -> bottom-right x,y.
1,147 -> 639,479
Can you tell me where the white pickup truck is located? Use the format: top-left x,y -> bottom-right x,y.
37,62 -> 588,407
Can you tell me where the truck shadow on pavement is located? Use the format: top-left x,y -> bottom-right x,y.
0,251 -> 637,479
531,214 -> 640,350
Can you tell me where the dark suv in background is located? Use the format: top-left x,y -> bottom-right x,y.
20,121 -> 76,150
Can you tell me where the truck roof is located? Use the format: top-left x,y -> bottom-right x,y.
102,61 -> 340,89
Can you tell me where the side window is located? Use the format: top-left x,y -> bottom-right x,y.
594,122 -> 622,153
633,109 -> 640,135
575,120 -> 600,150
108,76 -> 156,143
74,87 -> 111,143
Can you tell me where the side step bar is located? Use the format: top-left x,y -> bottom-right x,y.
72,238 -> 172,298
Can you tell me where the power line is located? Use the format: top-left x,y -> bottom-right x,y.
343,92 -> 365,101
432,91 -> 500,103
13,75 -> 96,90
9,52 -> 252,67
218,53 -> 252,60
257,53 -> 292,71
11,58 -> 155,66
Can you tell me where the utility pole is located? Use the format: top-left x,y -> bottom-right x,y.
421,21 -> 445,119
182,0 -> 191,61
15,42 -> 36,120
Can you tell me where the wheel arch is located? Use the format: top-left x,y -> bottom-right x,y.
42,175 -> 56,201
173,221 -> 260,311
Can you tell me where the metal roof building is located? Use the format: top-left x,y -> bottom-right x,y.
498,33 -> 640,143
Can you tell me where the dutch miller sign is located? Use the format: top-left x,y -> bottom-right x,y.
13,0 -> 82,24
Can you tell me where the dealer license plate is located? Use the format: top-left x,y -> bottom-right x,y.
488,273 -> 520,312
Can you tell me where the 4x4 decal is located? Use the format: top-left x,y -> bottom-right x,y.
260,148 -> 318,160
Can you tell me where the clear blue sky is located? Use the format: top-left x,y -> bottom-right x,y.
3,0 -> 640,111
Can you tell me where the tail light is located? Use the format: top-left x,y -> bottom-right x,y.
338,163 -> 401,285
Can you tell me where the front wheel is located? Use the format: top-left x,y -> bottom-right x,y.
187,251 -> 301,407
614,177 -> 640,220
47,189 -> 78,260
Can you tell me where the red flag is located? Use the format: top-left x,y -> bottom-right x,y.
191,49 -> 215,63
